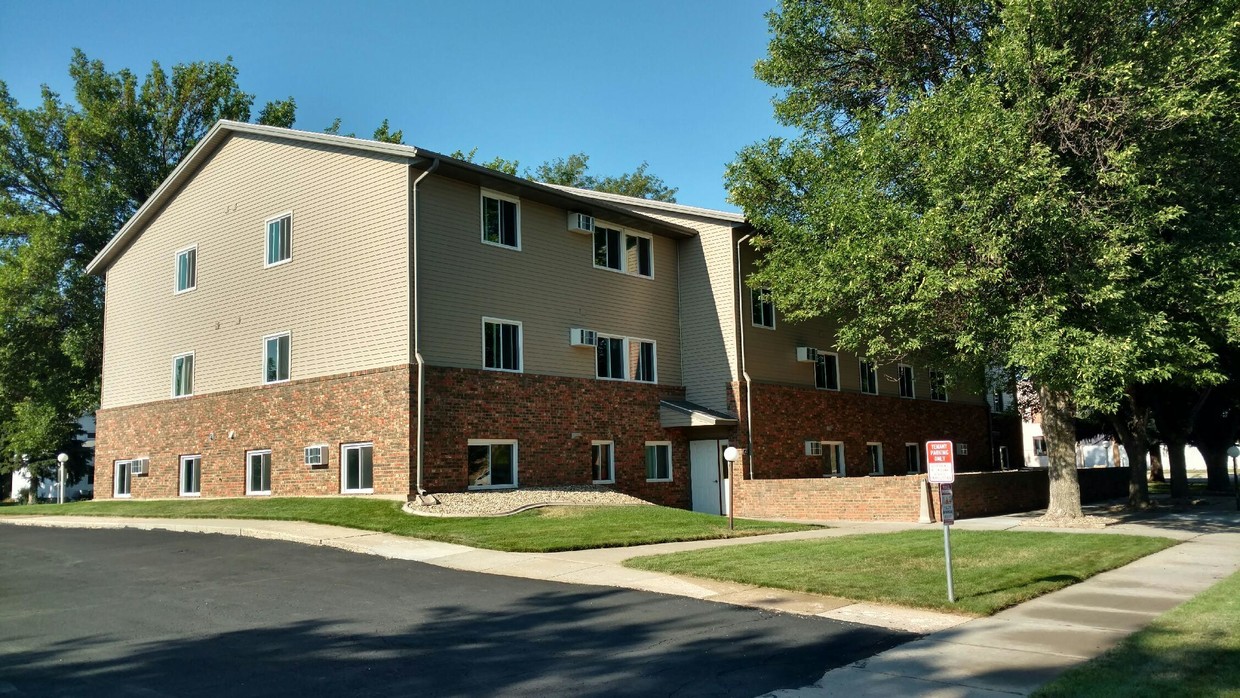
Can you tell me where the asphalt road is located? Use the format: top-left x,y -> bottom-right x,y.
0,527 -> 911,697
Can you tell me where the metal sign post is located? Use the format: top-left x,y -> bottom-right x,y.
926,440 -> 957,603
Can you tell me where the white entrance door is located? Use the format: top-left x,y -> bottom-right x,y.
690,439 -> 730,516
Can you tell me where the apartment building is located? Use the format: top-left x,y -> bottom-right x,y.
88,121 -> 1004,513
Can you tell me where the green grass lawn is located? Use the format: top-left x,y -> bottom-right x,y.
624,530 -> 1176,615
1033,570 -> 1240,698
0,498 -> 811,552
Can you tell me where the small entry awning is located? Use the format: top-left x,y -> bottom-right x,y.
659,399 -> 738,428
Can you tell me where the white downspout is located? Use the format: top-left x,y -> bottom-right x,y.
410,158 -> 439,496
735,232 -> 755,479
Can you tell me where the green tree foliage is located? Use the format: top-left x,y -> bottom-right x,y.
728,0 -> 1240,513
372,118 -> 403,144
0,50 -> 290,474
448,148 -> 520,175
257,97 -> 297,128
451,148 -> 678,201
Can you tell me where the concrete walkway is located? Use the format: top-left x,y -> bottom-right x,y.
3,502 -> 1237,697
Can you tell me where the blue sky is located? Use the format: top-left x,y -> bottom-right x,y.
0,0 -> 793,211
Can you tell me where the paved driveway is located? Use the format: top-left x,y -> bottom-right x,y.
1,527 -> 910,697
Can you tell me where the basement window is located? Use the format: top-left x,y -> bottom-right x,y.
468,440 -> 517,489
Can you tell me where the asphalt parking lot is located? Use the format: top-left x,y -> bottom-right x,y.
0,527 -> 911,697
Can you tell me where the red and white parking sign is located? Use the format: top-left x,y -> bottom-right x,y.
926,440 -> 955,484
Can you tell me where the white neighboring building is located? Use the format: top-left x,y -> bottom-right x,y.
1022,418 -> 1209,473
9,415 -> 95,501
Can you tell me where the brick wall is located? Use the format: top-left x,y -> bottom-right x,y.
95,366 -> 412,498
733,467 -> 1131,522
730,381 -> 995,478
421,367 -> 691,507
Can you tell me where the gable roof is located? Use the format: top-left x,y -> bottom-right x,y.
86,120 -> 697,275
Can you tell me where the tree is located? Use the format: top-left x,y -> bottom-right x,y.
372,118 -> 403,144
453,148 -> 678,201
257,97 -> 297,128
728,0 -> 1240,517
0,50 -> 293,478
448,147 -> 520,176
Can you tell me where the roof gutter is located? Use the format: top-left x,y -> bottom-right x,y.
735,232 -> 755,479
410,156 -> 439,497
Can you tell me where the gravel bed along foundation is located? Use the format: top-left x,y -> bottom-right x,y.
405,485 -> 652,517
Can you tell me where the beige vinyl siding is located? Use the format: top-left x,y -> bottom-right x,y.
737,245 -> 986,405
101,133 -> 409,408
417,176 -> 681,384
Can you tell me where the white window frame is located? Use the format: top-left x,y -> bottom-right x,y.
645,441 -> 673,482
898,364 -> 915,399
341,442 -> 375,494
591,440 -> 615,484
171,352 -> 195,398
991,388 -> 1005,413
1033,436 -> 1047,457
751,287 -> 775,329
867,442 -> 884,475
815,351 -> 840,391
905,443 -> 921,473
467,439 -> 519,490
957,442 -> 969,456
632,338 -> 657,384
929,370 -> 949,402
179,455 -> 202,497
304,445 -> 328,467
822,441 -> 845,477
263,332 -> 291,384
480,189 -> 521,251
246,449 -> 272,496
174,244 -> 197,294
113,460 -> 133,498
859,360 -> 879,395
595,333 -> 628,381
592,223 -> 653,279
481,317 -> 523,373
264,212 -> 293,268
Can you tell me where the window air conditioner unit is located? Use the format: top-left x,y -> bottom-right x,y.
304,445 -> 327,467
957,443 -> 969,456
805,441 -> 822,456
569,328 -> 597,347
568,212 -> 595,234
796,347 -> 819,363
130,458 -> 150,476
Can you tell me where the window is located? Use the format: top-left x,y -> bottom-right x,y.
175,245 -> 197,293
114,461 -> 132,497
991,388 -> 1005,413
597,335 -> 626,380
594,225 -> 652,277
898,364 -> 915,398
265,213 -> 291,266
246,450 -> 271,495
822,442 -> 845,477
815,352 -> 840,390
468,440 -> 517,489
592,441 -> 614,484
632,340 -> 656,383
483,318 -> 522,372
1033,436 -> 1047,456
905,443 -> 921,473
180,455 -> 201,496
929,370 -> 948,401
645,442 -> 672,481
867,443 -> 884,475
859,360 -> 879,395
481,190 -> 520,249
957,442 -> 969,456
264,333 -> 290,383
998,445 -> 1011,470
751,288 -> 775,328
172,352 -> 194,397
341,443 -> 374,493
304,445 -> 327,467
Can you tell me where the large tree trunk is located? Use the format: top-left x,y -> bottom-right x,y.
1199,444 -> 1231,492
1166,437 -> 1190,498
1113,413 -> 1151,508
1149,446 -> 1166,482
1040,386 -> 1083,518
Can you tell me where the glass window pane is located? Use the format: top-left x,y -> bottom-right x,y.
637,237 -> 652,276
594,228 -> 608,267
266,338 -> 278,382
626,234 -> 639,273
360,446 -> 373,489
500,200 -> 517,247
346,448 -> 359,490
607,230 -> 621,270
483,197 -> 500,243
278,336 -> 290,380
645,446 -> 657,479
186,249 -> 196,288
491,444 -> 514,486
503,324 -> 519,370
468,445 -> 491,486
609,338 -> 624,379
267,221 -> 279,264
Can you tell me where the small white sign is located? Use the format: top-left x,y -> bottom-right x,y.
926,440 -> 956,484
940,483 -> 955,525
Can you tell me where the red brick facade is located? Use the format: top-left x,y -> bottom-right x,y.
95,366 -> 413,499
731,381 -> 996,479
421,367 -> 691,508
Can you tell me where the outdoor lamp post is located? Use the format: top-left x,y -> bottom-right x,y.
57,453 -> 69,505
1227,444 -> 1240,512
723,446 -> 740,531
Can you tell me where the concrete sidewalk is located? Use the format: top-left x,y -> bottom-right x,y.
4,505 -> 1237,697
